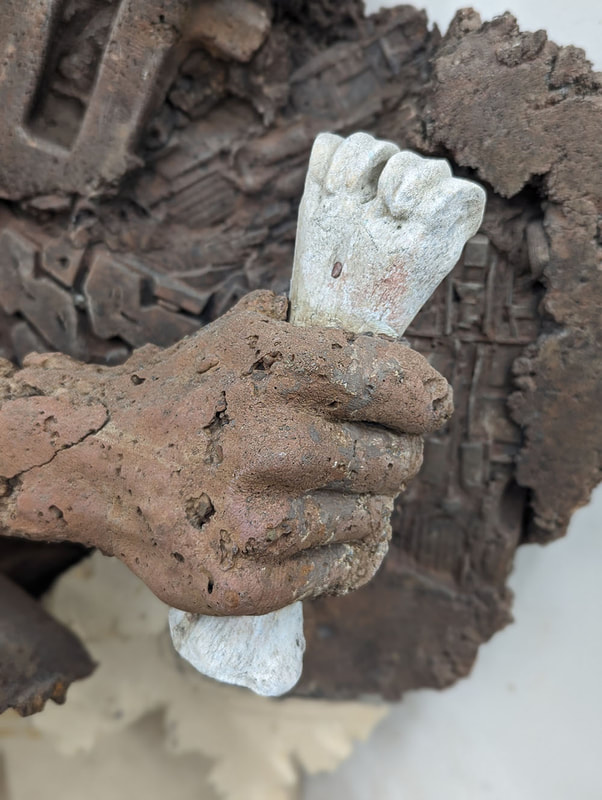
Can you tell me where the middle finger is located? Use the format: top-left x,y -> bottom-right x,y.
233,412 -> 423,495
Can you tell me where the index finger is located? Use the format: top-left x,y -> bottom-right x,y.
246,320 -> 453,435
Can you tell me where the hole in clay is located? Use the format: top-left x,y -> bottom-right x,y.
172,552 -> 185,563
327,400 -> 341,409
432,396 -> 447,414
207,579 -> 214,594
186,493 -> 215,529
130,374 -> 145,385
251,351 -> 283,372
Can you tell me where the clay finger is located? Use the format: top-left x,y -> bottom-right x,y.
234,415 -> 423,495
262,329 -> 453,434
196,493 -> 392,615
229,489 -> 391,557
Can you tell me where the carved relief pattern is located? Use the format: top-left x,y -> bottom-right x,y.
0,0 -> 599,702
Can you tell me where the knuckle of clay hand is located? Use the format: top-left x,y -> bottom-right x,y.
230,290 -> 289,321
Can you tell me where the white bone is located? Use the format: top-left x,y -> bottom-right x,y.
168,601 -> 305,697
289,132 -> 486,335
169,132 -> 486,696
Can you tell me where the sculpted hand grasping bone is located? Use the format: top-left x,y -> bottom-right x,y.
0,290 -> 452,615
0,133 -> 484,692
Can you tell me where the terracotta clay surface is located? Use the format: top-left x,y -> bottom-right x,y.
0,291 -> 451,616
0,0 -> 600,702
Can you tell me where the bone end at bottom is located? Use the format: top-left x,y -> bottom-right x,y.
168,602 -> 305,697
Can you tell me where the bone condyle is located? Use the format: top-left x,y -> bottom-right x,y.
169,131 -> 486,696
290,132 -> 485,336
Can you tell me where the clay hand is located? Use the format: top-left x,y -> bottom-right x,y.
1,291 -> 452,615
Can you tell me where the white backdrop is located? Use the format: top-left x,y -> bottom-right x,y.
304,2 -> 602,798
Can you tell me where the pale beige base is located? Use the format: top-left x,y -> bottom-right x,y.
0,709 -> 219,800
0,554 -> 387,800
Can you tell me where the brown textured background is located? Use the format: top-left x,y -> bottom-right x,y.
0,0 -> 600,709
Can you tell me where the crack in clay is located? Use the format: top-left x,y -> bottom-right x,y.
7,406 -> 111,481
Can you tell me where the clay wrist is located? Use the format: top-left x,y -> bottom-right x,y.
0,354 -> 111,550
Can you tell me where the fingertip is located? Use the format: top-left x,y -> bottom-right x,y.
424,378 -> 454,433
